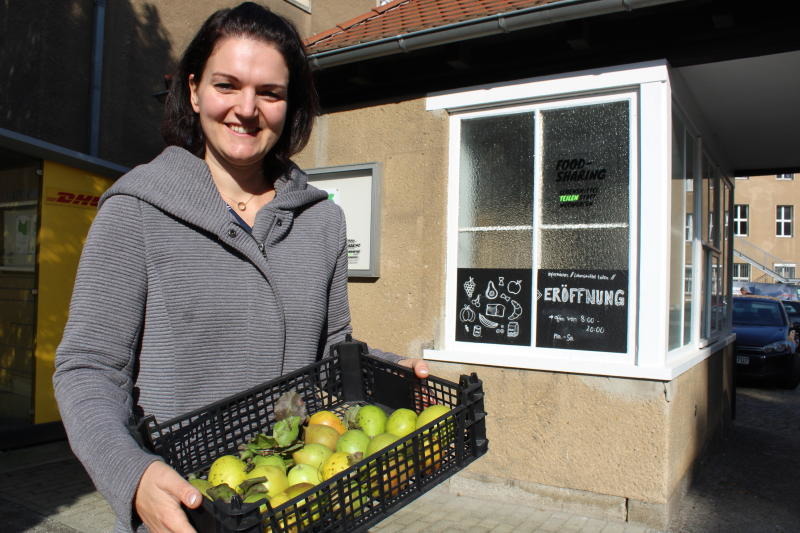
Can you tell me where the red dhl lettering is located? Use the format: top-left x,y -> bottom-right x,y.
52,191 -> 100,207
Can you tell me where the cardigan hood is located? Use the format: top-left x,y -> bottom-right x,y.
100,146 -> 328,237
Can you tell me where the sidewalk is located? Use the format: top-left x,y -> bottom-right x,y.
0,440 -> 658,533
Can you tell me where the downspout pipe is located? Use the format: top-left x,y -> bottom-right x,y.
308,0 -> 685,70
89,0 -> 106,156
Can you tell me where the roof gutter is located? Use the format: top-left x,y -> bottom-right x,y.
0,127 -> 128,179
308,0 -> 686,70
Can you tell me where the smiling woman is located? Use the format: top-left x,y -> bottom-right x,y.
52,3 -> 428,533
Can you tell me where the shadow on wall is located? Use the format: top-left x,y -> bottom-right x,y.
0,1 -> 175,167
101,1 -> 175,167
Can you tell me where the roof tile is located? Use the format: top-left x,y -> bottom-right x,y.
305,0 -> 562,54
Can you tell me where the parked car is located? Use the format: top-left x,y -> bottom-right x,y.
732,296 -> 800,388
781,299 -> 800,331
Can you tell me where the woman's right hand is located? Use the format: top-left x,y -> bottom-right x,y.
135,461 -> 202,533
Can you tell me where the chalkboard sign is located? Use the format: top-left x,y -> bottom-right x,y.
456,268 -> 532,346
535,269 -> 628,353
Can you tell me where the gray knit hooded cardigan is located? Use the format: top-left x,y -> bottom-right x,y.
53,147 -> 400,532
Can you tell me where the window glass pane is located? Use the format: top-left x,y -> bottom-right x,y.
458,113 -> 534,230
0,160 -> 40,425
456,113 -> 535,347
710,253 -> 723,334
776,205 -> 793,237
458,230 -> 532,269
683,132 -> 696,345
669,115 -> 685,349
541,102 -> 629,226
540,228 -> 628,270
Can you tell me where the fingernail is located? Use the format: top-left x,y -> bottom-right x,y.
188,493 -> 199,506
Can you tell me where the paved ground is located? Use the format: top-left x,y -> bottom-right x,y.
669,381 -> 800,532
1,382 -> 798,532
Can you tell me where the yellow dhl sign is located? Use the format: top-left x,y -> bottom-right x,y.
44,188 -> 101,208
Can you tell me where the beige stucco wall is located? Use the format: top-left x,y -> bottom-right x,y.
295,97 -> 734,526
665,344 -> 733,496
295,98 -> 450,357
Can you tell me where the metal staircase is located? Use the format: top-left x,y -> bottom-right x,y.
734,238 -> 800,284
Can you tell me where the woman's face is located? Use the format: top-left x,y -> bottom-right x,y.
189,36 -> 289,174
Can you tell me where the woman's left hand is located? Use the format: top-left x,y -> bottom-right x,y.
399,358 -> 429,378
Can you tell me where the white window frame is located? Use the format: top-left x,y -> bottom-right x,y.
732,263 -> 750,281
424,60 -> 733,381
776,173 -> 794,180
733,204 -> 748,236
774,263 -> 796,280
777,205 -> 793,237
422,61 -> 688,379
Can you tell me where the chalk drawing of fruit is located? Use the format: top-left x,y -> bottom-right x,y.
478,314 -> 499,328
507,280 -> 522,295
463,277 -> 476,298
459,304 -> 476,323
485,281 -> 499,300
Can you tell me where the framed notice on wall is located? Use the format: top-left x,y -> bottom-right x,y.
306,163 -> 381,278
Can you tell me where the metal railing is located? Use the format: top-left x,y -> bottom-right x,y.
734,238 -> 800,284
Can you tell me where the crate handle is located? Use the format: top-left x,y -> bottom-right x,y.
331,335 -> 369,402
459,373 -> 488,456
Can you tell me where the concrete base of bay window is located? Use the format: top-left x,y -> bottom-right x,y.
422,345 -> 734,531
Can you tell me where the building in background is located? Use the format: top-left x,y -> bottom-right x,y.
733,173 -> 800,286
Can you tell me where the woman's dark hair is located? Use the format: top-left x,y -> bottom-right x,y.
161,2 -> 318,173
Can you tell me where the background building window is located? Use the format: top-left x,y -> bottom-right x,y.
775,264 -> 796,280
776,173 -> 795,180
733,204 -> 748,236
776,205 -> 793,237
732,263 -> 750,281
734,176 -> 749,180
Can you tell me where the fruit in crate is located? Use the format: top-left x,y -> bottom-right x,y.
188,477 -> 212,498
303,424 -> 340,450
366,432 -> 399,457
355,404 -> 388,437
243,464 -> 289,499
307,410 -> 347,435
385,408 -> 417,438
252,454 -> 287,474
416,404 -> 452,430
336,429 -> 370,455
287,463 -> 322,486
208,455 -> 248,494
292,443 -> 333,471
264,482 -> 322,532
321,451 -> 359,481
416,404 -> 454,475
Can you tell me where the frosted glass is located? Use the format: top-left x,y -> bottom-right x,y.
458,113 -> 534,229
541,102 -> 629,226
539,228 -> 628,270
458,229 -> 532,269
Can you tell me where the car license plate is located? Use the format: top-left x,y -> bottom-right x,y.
736,355 -> 749,365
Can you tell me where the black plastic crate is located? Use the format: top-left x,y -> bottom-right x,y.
133,338 -> 488,533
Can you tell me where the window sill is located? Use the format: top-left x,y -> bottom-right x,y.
424,333 -> 735,381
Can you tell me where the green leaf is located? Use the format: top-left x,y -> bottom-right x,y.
206,484 -> 237,503
272,416 -> 301,447
344,404 -> 361,430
